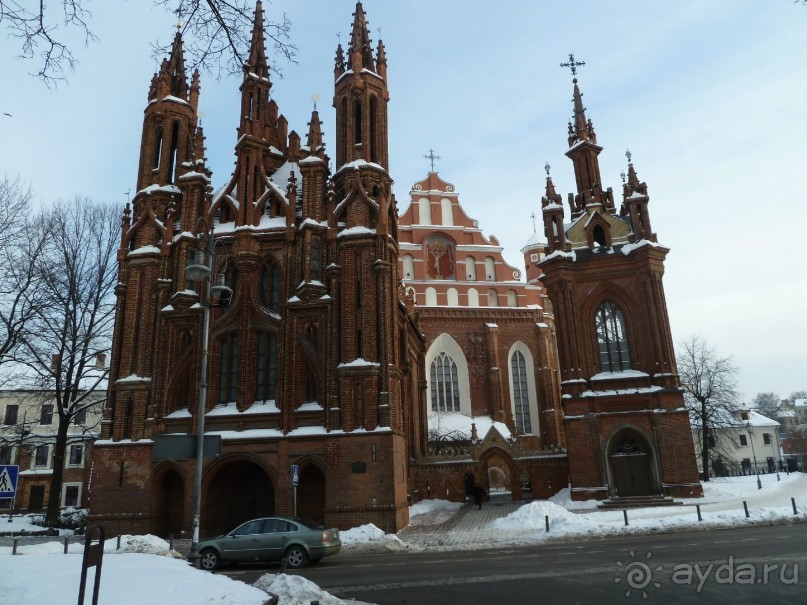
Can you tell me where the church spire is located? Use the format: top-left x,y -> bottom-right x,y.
621,150 -> 654,241
245,0 -> 270,82
560,54 -> 603,207
347,2 -> 376,73
150,31 -> 189,102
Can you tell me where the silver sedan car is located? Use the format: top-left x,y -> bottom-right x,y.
198,516 -> 341,570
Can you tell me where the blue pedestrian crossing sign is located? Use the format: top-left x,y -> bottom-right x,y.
0,465 -> 19,498
291,464 -> 299,486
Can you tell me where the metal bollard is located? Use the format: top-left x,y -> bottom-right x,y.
64,537 -> 69,554
696,504 -> 702,522
545,515 -> 549,532
623,510 -> 629,526
280,557 -> 288,573
12,538 -> 18,555
169,533 -> 174,551
743,501 -> 749,518
792,497 -> 798,515
116,535 -> 121,550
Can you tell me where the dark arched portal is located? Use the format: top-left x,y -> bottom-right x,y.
296,465 -> 326,524
608,431 -> 657,498
155,469 -> 184,538
204,461 -> 274,538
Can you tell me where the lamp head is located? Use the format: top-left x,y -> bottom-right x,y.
211,272 -> 233,307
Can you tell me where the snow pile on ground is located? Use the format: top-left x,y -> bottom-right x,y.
492,500 -> 603,536
0,551 -> 270,605
548,488 -> 602,511
103,534 -> 183,557
410,498 -> 464,517
340,523 -> 407,552
0,513 -> 71,535
255,573 -> 348,605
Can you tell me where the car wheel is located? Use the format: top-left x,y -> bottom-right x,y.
284,545 -> 308,569
200,548 -> 220,571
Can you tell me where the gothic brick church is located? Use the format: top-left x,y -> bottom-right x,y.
89,2 -> 701,537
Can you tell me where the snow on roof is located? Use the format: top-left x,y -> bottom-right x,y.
540,249 -> 576,263
428,412 -> 512,441
621,239 -> 662,255
338,358 -> 381,368
128,245 -> 161,257
338,226 -> 376,238
590,370 -> 650,381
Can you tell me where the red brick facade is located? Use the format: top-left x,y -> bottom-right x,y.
89,3 -> 701,538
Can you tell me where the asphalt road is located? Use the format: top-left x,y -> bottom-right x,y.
221,523 -> 807,605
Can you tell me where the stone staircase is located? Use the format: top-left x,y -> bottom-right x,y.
597,495 -> 682,509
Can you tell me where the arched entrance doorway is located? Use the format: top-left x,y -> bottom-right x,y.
296,465 -> 326,523
204,460 -> 274,537
608,430 -> 657,498
154,468 -> 185,537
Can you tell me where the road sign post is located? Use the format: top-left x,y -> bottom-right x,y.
291,465 -> 299,516
0,465 -> 20,523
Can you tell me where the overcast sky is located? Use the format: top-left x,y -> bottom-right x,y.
1,1 -> 805,402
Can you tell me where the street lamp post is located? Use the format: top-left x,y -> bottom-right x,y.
746,421 -> 762,490
184,219 -> 232,567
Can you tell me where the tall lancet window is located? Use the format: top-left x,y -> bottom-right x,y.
510,350 -> 531,434
255,332 -> 276,401
218,333 -> 239,404
430,352 -> 460,412
311,239 -> 321,282
596,301 -> 631,372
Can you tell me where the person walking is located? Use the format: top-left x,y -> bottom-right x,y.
472,482 -> 486,510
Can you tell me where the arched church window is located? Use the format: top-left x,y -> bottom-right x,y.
485,256 -> 495,281
369,95 -> 378,162
354,100 -> 362,145
487,289 -> 498,307
260,261 -> 281,313
425,287 -> 437,306
430,352 -> 460,412
447,288 -> 459,306
167,120 -> 180,184
507,290 -> 518,307
402,254 -> 414,279
596,300 -> 631,372
152,127 -> 163,170
255,332 -> 276,401
440,198 -> 453,226
311,239 -> 322,282
218,333 -> 239,404
593,224 -> 606,247
467,288 -> 479,307
417,198 -> 432,225
423,234 -> 455,280
465,256 -> 476,281
510,350 -> 531,433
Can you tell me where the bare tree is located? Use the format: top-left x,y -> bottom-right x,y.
677,335 -> 740,482
1,0 -> 295,86
0,178 -> 50,382
789,390 -> 807,402
751,392 -> 781,418
16,199 -> 118,525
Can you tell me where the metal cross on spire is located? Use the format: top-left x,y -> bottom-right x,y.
530,212 -> 537,233
424,149 -> 441,172
311,94 -> 320,111
544,162 -> 551,176
625,148 -> 632,163
560,53 -> 585,79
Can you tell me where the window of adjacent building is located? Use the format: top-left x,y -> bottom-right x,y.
507,289 -> 517,307
739,434 -> 748,447
484,257 -> 495,281
595,300 -> 631,372
67,444 -> 83,467
74,406 -> 87,426
402,254 -> 414,279
707,434 -> 716,448
487,289 -> 498,307
430,352 -> 460,412
440,198 -> 453,226
260,262 -> 281,313
417,198 -> 432,225
447,288 -> 459,307
218,333 -> 239,404
467,288 -> 479,307
40,404 -> 54,426
740,412 -> 748,421
4,404 -> 18,425
62,483 -> 81,508
763,433 -> 772,445
465,257 -> 476,281
425,287 -> 437,306
511,350 -> 531,434
255,333 -> 277,402
34,445 -> 49,468
0,445 -> 11,465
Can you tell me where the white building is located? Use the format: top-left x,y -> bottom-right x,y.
691,408 -> 782,477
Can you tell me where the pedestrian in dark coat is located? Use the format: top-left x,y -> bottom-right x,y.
473,483 -> 486,510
